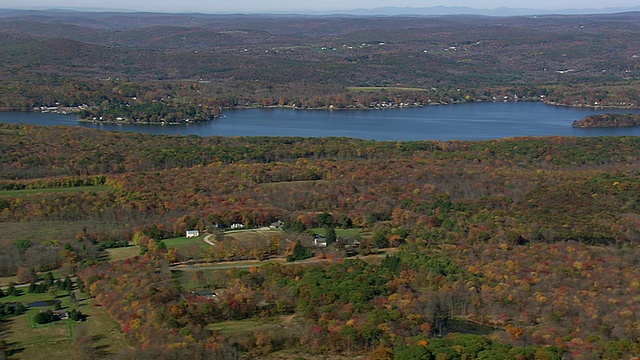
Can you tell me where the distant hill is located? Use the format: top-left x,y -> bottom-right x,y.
2,6 -> 640,17
317,6 -> 640,17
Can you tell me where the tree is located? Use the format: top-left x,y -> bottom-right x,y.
34,310 -> 55,324
6,283 -> 18,297
63,275 -> 73,291
369,343 -> 396,360
16,267 -> 37,284
69,309 -> 85,322
359,239 -> 372,256
341,216 -> 354,229
286,219 -> 307,233
372,229 -> 390,248
287,241 -> 312,262
44,271 -> 55,288
393,345 -> 432,360
326,227 -> 337,245
317,212 -> 333,228
156,241 -> 167,251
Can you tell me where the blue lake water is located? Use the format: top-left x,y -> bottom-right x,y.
1,102 -> 640,141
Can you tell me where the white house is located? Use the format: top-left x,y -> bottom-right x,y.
313,234 -> 327,247
270,220 -> 284,230
230,223 -> 245,230
186,230 -> 200,238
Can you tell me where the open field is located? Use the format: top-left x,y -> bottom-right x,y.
0,220 -> 124,244
0,185 -> 112,198
105,246 -> 140,262
224,228 -> 281,244
0,274 -> 18,288
206,316 -> 285,337
307,227 -> 364,239
163,235 -> 211,250
2,286 -> 128,359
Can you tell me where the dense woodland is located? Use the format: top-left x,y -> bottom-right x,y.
573,113 -> 640,128
0,11 -> 639,122
0,123 -> 639,358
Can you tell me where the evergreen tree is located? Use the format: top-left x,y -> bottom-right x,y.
44,272 -> 55,288
372,229 -> 390,248
6,283 -> 18,297
15,302 -> 26,315
326,226 -> 337,245
287,241 -> 312,262
63,276 -> 73,291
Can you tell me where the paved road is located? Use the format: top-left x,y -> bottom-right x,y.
203,234 -> 216,246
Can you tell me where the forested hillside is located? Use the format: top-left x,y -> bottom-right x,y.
1,124 -> 639,358
0,11 -> 639,121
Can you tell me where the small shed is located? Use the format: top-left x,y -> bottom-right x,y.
186,230 -> 200,238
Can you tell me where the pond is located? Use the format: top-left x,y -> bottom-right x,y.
27,299 -> 62,307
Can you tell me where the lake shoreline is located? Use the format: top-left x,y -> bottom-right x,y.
3,99 -> 640,126
3,102 -> 640,141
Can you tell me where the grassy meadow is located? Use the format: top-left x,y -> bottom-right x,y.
0,185 -> 112,198
1,285 -> 128,359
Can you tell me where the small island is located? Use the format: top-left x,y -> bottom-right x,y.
572,113 -> 640,128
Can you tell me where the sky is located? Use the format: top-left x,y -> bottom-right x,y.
2,0 -> 639,13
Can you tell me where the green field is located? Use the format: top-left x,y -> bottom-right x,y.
0,185 -> 112,198
307,227 -> 364,238
347,86 -> 430,92
2,285 -> 128,359
0,220 -> 125,244
163,235 -> 211,250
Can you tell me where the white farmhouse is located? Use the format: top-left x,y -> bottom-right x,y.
186,230 -> 200,238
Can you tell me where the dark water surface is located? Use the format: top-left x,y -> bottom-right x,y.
2,102 -> 640,140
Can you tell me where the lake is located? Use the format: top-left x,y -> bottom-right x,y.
2,102 -> 640,141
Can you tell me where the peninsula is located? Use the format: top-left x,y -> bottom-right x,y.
572,113 -> 640,128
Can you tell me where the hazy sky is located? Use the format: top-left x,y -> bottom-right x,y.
2,0 -> 639,13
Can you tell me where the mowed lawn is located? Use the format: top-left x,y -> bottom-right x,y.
163,235 -> 211,250
2,289 -> 128,359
